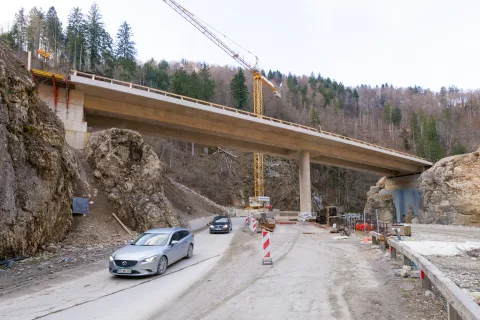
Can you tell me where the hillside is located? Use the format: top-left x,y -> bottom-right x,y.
2,3 -> 479,211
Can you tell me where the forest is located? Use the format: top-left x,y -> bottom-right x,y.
1,3 -> 479,211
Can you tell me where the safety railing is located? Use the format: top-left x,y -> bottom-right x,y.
70,70 -> 428,162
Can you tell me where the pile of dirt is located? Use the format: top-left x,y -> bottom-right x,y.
418,147 -> 480,226
0,41 -> 78,258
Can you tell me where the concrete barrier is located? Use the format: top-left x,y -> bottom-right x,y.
188,216 -> 214,232
388,239 -> 480,320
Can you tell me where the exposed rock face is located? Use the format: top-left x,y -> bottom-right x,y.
86,129 -> 180,231
418,148 -> 480,226
363,178 -> 396,223
0,42 -> 78,257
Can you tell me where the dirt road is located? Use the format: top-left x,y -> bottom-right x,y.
0,220 -> 445,320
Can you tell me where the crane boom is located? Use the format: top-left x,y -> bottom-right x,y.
163,0 -> 281,97
164,0 -> 281,201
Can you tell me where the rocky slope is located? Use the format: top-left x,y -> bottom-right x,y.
0,41 -> 78,258
418,147 -> 480,226
86,128 -> 180,231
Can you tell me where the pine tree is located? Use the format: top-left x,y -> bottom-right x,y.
86,3 -> 105,72
230,68 -> 249,110
170,68 -> 190,96
11,8 -> 27,53
267,69 -> 273,80
115,21 -> 137,81
66,7 -> 85,70
426,116 -> 443,161
198,63 -> 215,101
391,106 -> 402,126
188,70 -> 201,99
156,60 -> 170,90
311,107 -> 320,126
383,103 -> 392,123
44,7 -> 62,65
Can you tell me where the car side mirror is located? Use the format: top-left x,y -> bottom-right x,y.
171,240 -> 179,246
130,240 -> 134,244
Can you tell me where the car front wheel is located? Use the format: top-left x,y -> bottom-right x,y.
186,244 -> 194,259
157,256 -> 168,275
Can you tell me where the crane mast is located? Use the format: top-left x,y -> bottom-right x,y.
163,0 -> 281,200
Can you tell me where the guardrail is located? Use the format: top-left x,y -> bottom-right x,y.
70,70 -> 428,162
388,239 -> 480,320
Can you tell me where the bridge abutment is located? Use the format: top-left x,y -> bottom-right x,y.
299,151 -> 312,214
383,174 -> 421,223
38,84 -> 88,149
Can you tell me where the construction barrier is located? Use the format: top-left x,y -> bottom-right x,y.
262,229 -> 273,265
249,218 -> 257,233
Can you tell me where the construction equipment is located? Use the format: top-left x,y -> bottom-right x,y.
163,0 -> 281,204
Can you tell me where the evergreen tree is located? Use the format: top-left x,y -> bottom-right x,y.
11,8 -> 27,53
267,69 -> 273,80
426,116 -> 443,161
44,7 -> 62,64
391,106 -> 402,126
410,112 -> 424,157
100,31 -> 115,77
187,70 -> 201,99
86,3 -> 105,72
66,7 -> 85,69
311,107 -> 320,126
309,72 -> 316,90
198,63 -> 215,101
230,68 -> 249,109
170,67 -> 190,96
115,21 -> 137,81
156,60 -> 170,90
382,103 -> 392,123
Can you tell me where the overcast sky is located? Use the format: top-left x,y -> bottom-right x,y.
1,0 -> 479,90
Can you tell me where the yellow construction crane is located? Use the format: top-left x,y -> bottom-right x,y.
163,0 -> 281,202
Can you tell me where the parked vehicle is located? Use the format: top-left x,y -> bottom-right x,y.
109,227 -> 194,276
209,216 -> 233,234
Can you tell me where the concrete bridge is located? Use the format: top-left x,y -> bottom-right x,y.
34,70 -> 432,217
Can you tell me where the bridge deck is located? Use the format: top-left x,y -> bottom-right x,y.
69,70 -> 432,176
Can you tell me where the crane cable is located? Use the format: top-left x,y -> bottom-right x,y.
181,3 -> 258,66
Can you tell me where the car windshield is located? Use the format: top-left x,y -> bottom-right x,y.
132,233 -> 170,246
213,217 -> 229,223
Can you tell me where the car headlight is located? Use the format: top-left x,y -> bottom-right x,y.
210,225 -> 214,228
142,255 -> 158,263
109,256 -> 114,262
223,224 -> 228,228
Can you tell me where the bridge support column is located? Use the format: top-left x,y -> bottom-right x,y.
299,151 -> 311,214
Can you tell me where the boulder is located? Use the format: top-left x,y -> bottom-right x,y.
363,178 -> 396,223
85,129 -> 180,231
0,41 -> 78,257
418,147 -> 480,225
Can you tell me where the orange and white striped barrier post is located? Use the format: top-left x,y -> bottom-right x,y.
262,229 -> 273,265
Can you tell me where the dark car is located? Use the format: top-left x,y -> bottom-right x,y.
209,216 -> 233,234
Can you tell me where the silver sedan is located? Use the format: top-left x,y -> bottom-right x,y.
109,227 -> 194,276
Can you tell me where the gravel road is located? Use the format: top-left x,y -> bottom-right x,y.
0,220 -> 446,320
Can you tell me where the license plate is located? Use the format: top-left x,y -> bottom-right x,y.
117,268 -> 132,274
